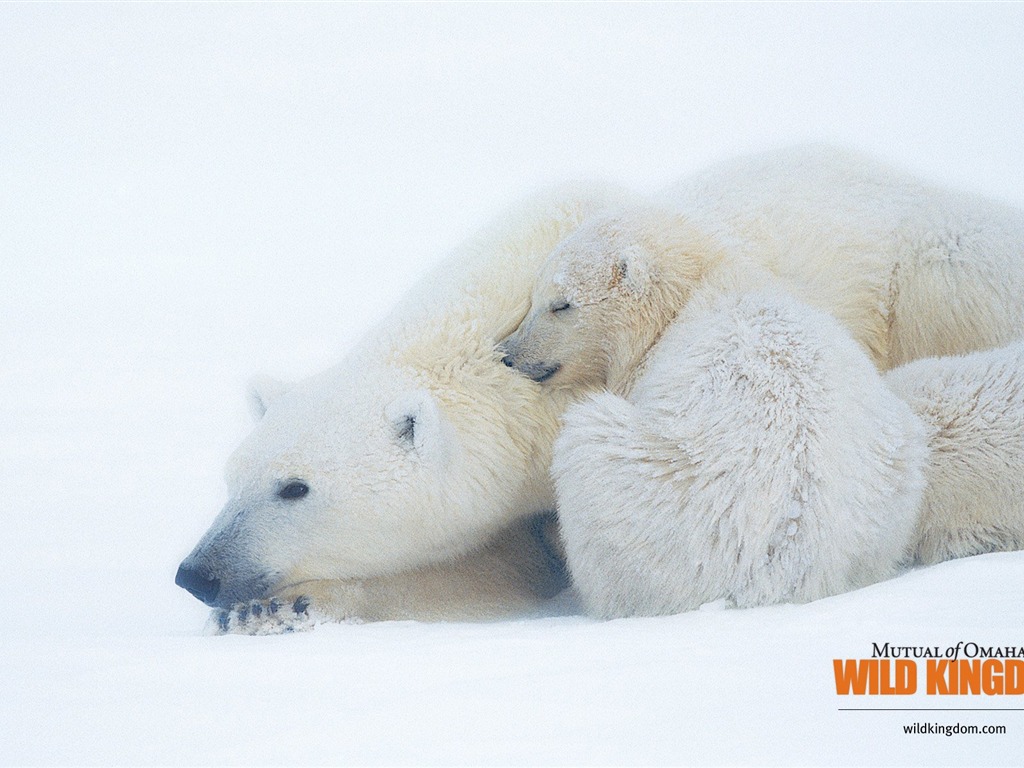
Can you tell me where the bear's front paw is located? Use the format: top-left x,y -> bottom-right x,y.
206,596 -> 318,636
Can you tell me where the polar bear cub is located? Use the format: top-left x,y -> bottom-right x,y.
885,342 -> 1024,565
553,289 -> 930,618
499,207 -> 729,392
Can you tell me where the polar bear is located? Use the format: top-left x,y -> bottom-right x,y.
175,183 -> 630,633
885,342 -> 1024,565
553,288 -> 930,619
500,145 -> 1024,394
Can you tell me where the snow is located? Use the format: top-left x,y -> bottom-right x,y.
2,4 -> 1023,765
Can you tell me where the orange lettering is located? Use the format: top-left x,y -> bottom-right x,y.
1008,660 -> 1024,695
834,659 -> 870,695
961,660 -> 981,694
895,659 -> 917,694
927,659 -> 951,695
982,659 -> 1003,695
834,659 -> 916,695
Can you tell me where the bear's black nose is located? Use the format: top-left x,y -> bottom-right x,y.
501,354 -> 515,368
175,564 -> 221,605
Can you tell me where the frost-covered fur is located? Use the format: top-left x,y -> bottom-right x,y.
177,185 -> 629,629
500,207 -> 728,391
502,145 -> 1024,394
554,290 -> 930,619
885,342 -> 1024,565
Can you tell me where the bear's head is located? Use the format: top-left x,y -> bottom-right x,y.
175,353 -> 555,608
498,208 -> 719,394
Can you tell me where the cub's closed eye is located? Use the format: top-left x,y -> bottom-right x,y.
550,301 -> 572,314
278,481 -> 309,500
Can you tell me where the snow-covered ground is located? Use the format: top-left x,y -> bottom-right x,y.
2,4 -> 1023,765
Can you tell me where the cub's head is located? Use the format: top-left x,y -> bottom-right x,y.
499,208 -> 712,393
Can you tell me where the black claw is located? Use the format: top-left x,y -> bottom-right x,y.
217,610 -> 230,633
251,602 -> 263,618
293,596 -> 310,615
237,605 -> 249,623
268,598 -> 281,615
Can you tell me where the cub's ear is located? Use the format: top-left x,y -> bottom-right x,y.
609,246 -> 653,295
608,206 -> 701,295
385,389 -> 453,457
247,374 -> 291,421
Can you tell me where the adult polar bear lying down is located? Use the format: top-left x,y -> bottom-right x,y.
502,144 -> 1024,394
176,184 -> 632,633
177,146 -> 1024,633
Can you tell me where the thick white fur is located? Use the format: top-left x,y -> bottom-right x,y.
184,146 -> 1024,631
502,145 -> 1024,396
180,183 -> 632,629
554,289 -> 930,619
885,342 -> 1024,565
666,144 -> 1024,369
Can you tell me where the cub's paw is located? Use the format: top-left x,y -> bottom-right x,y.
206,596 -> 318,636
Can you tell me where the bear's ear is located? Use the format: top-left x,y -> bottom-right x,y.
609,246 -> 653,295
384,389 -> 452,458
247,374 -> 291,421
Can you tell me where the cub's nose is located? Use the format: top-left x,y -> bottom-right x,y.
175,564 -> 221,605
501,354 -> 516,368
